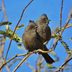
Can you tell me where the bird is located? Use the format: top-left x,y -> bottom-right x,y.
36,14 -> 51,44
22,20 -> 54,64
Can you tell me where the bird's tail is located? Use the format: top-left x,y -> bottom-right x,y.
41,45 -> 54,64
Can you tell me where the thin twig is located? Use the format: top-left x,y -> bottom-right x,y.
36,55 -> 44,72
61,9 -> 72,33
1,0 -> 8,62
5,0 -> 34,59
0,53 -> 27,70
60,0 -> 64,30
2,0 -> 8,21
13,52 -> 33,72
0,36 -> 5,72
8,58 -> 22,68
1,1 -> 10,71
26,62 -> 35,72
0,48 -> 53,70
59,39 -> 70,53
51,39 -> 58,50
13,48 -> 54,72
61,19 -> 71,34
55,55 -> 72,72
2,0 -> 8,29
5,65 -> 10,72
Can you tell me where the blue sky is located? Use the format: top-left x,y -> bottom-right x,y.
0,0 -> 72,72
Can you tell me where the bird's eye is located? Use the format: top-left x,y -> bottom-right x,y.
42,17 -> 46,21
43,18 -> 46,20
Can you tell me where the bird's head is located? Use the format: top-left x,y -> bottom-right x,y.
39,14 -> 51,24
26,20 -> 37,31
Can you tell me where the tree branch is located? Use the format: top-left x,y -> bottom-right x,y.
5,0 -> 34,59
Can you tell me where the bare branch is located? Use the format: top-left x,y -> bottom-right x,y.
5,0 -> 34,59
0,48 -> 54,71
2,0 -> 8,21
5,65 -> 10,72
8,58 -> 22,68
60,0 -> 64,30
0,53 -> 27,70
26,62 -> 36,72
55,55 -> 72,72
2,0 -> 8,30
13,52 -> 33,72
59,39 -> 70,53
51,39 -> 58,50
61,8 -> 72,33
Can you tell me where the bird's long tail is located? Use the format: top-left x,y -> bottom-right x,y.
41,45 -> 54,64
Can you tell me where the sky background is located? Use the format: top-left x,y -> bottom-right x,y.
0,0 -> 72,72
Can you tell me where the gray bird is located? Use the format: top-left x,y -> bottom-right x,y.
36,14 -> 51,44
22,20 -> 54,64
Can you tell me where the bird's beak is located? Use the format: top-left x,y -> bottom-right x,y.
48,19 -> 51,22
